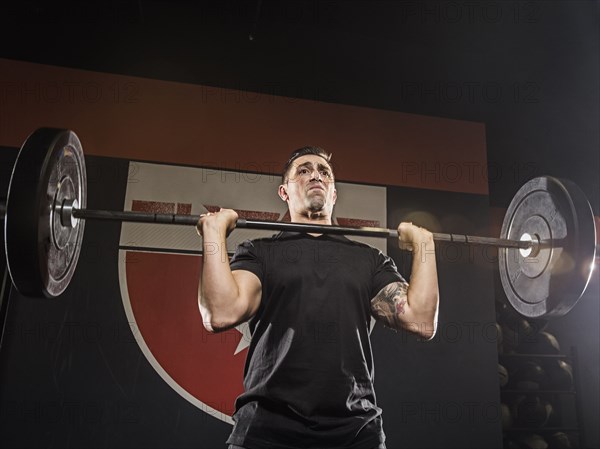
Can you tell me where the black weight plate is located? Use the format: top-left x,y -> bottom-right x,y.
4,128 -> 86,297
499,176 -> 596,318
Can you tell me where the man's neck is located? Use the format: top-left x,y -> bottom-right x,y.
288,211 -> 332,236
290,210 -> 332,225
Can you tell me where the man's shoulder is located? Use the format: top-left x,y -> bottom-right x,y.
236,232 -> 287,249
245,232 -> 287,244
335,235 -> 384,253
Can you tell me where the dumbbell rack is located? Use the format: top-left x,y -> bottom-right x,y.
499,347 -> 585,448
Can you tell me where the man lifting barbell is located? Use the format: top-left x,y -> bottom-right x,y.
196,147 -> 439,449
1,128 -> 597,447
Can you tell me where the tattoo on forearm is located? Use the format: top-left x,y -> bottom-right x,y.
371,282 -> 409,330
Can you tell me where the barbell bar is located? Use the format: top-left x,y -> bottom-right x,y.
3,128 -> 598,319
66,205 -> 533,249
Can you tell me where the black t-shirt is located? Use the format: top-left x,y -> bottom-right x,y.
226,231 -> 404,449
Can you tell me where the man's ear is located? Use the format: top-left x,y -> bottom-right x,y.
278,184 -> 288,201
333,188 -> 337,205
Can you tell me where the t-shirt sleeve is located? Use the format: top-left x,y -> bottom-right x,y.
371,249 -> 406,299
229,239 -> 264,283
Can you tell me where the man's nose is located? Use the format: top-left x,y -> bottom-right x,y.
310,169 -> 322,181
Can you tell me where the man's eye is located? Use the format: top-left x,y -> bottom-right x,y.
320,170 -> 331,178
299,168 -> 309,175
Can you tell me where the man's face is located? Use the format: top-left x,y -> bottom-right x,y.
279,154 -> 337,218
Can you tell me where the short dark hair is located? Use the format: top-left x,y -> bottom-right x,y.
281,146 -> 333,183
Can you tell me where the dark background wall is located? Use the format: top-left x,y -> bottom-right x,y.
1,0 -> 596,208
0,1 -> 598,448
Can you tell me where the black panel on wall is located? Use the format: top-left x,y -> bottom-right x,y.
0,148 -> 19,353
377,187 -> 501,449
0,155 -> 231,449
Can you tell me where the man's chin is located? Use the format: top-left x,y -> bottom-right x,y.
307,200 -> 325,212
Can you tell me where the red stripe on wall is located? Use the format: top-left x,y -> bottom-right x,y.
132,200 -> 175,214
204,205 -> 280,221
336,218 -> 381,228
0,58 -> 488,194
177,203 -> 192,215
130,200 -> 193,215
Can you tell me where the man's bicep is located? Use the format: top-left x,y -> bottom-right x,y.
232,269 -> 262,321
370,281 -> 411,331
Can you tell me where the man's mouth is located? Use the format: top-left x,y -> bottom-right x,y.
308,184 -> 325,192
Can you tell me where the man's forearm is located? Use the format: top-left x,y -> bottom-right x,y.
406,236 -> 439,338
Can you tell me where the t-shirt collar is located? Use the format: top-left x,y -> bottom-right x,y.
276,230 -> 348,241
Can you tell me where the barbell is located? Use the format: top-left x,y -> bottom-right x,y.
2,128 -> 598,319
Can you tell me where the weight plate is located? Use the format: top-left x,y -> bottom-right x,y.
4,128 -> 87,297
499,176 -> 596,318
